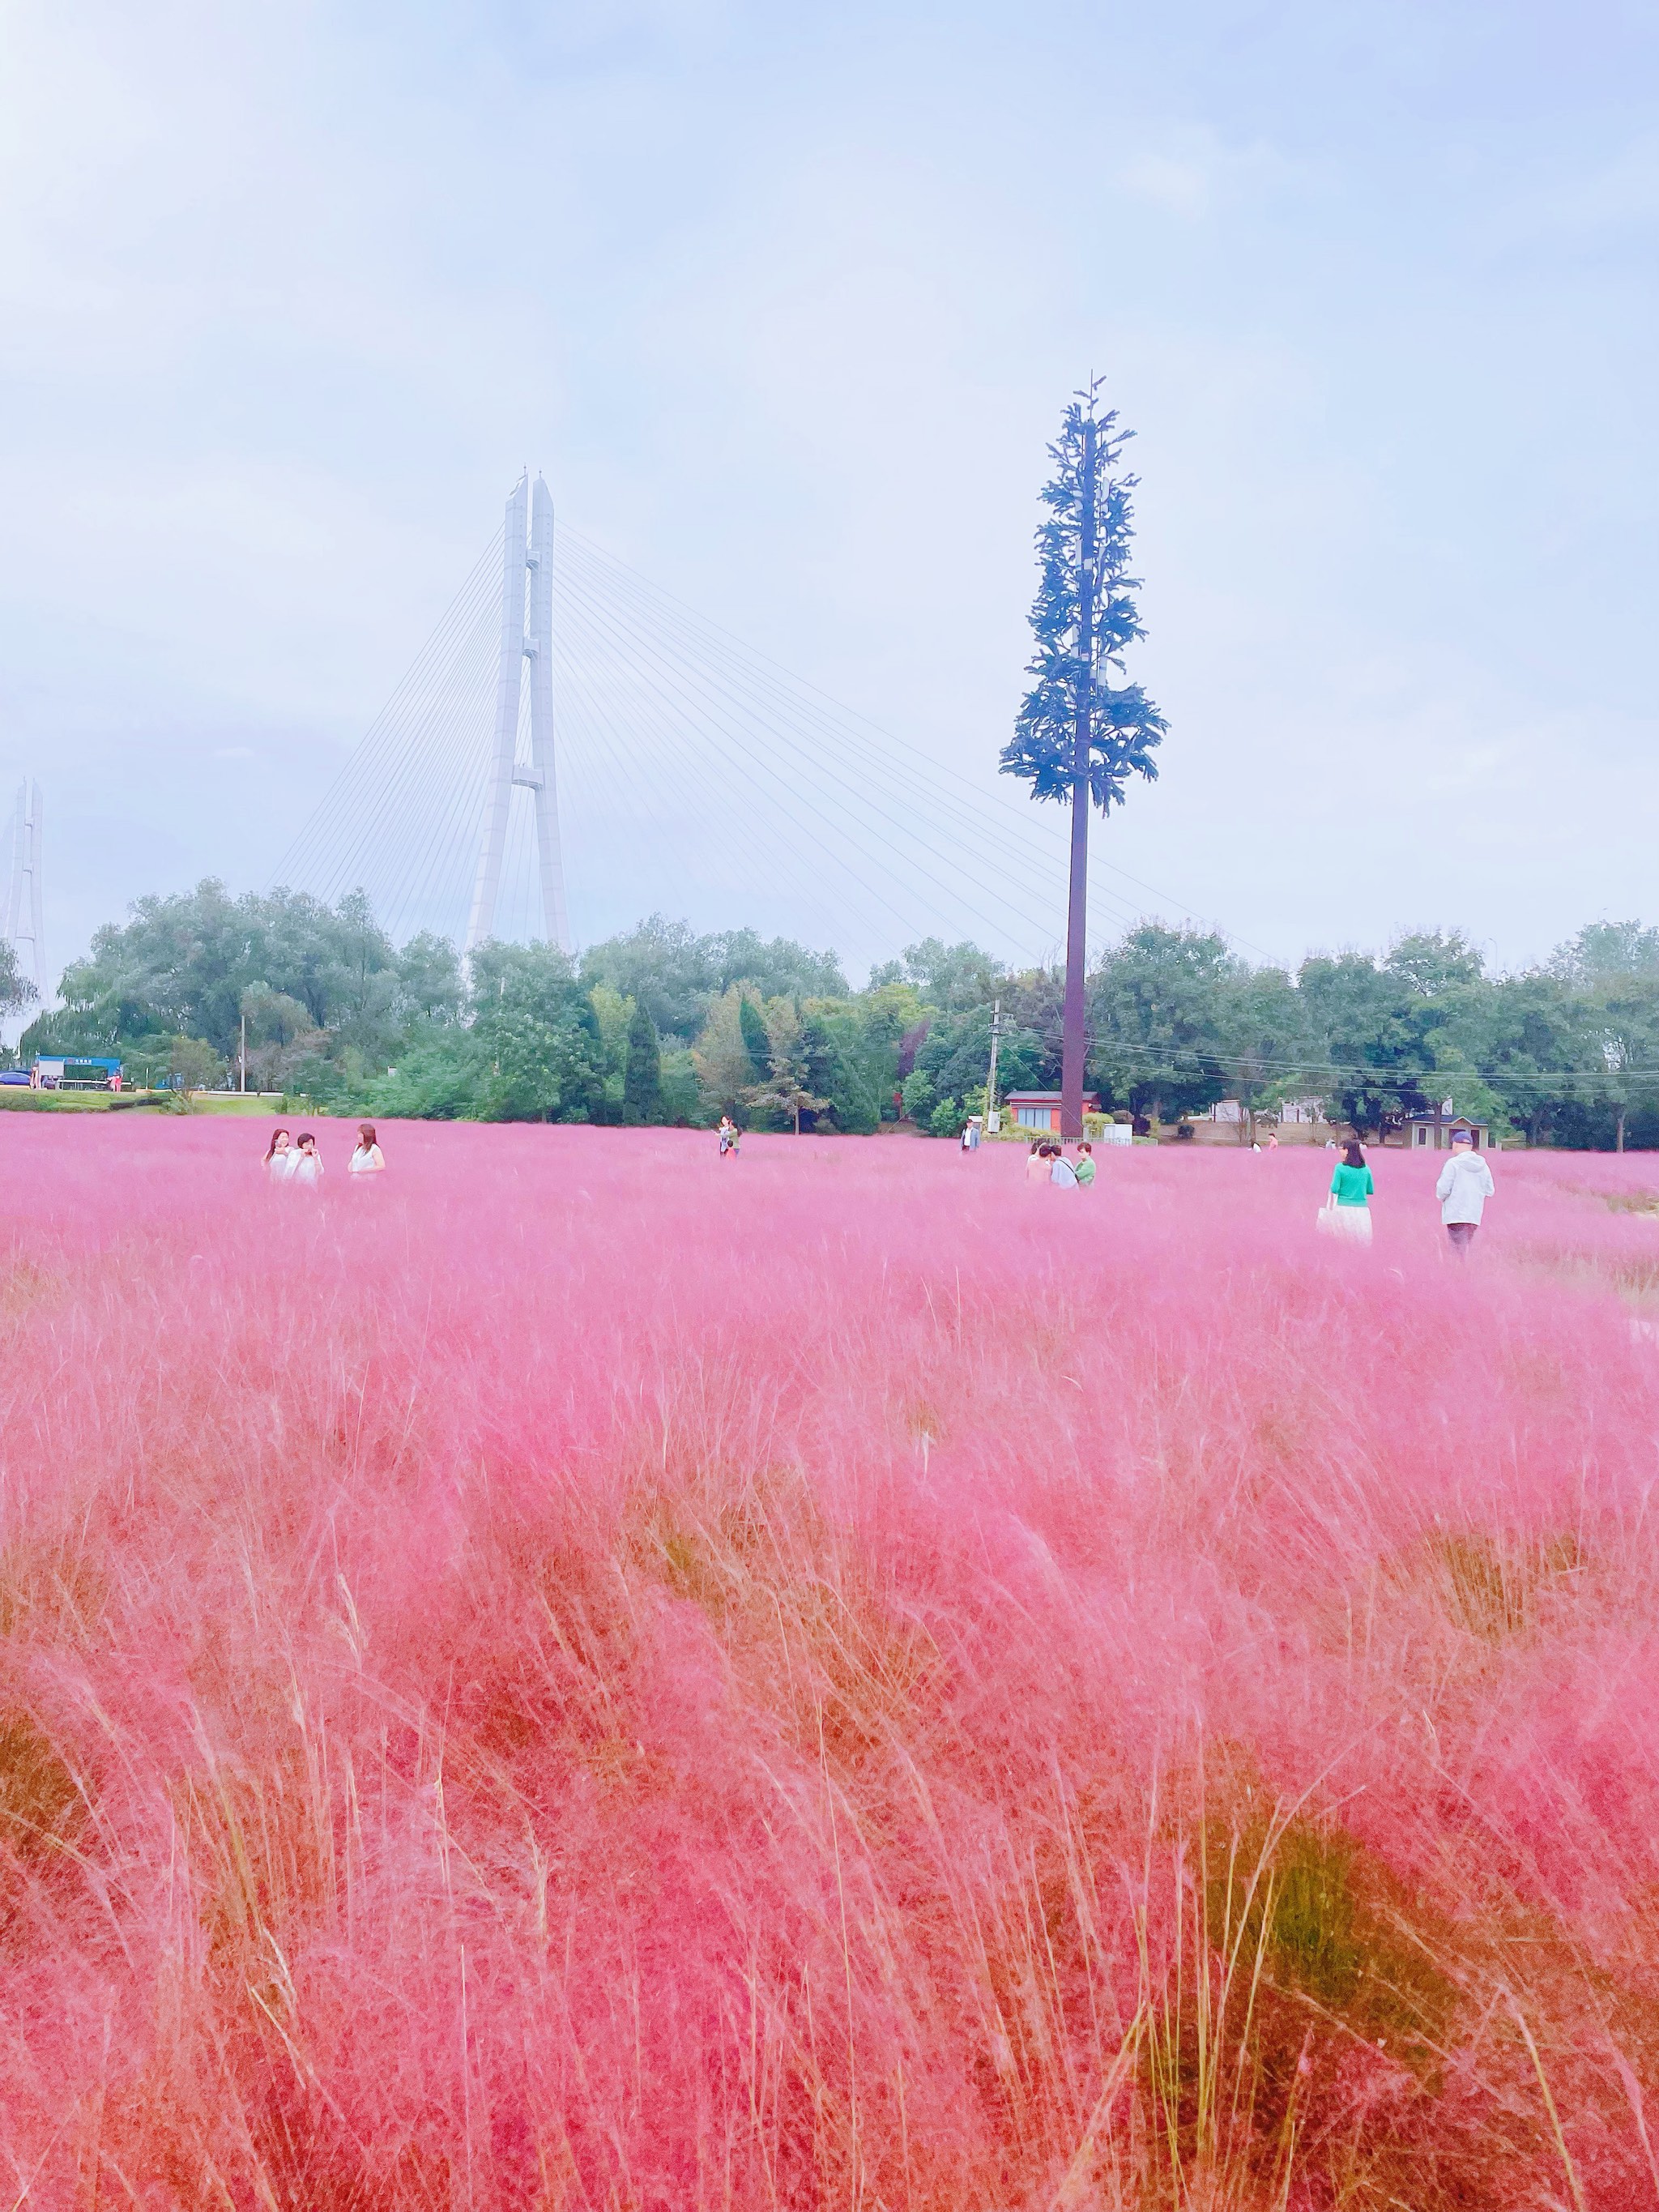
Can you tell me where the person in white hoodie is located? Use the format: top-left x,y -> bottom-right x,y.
1435,1129 -> 1495,1255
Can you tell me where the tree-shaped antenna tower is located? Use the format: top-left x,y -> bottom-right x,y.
1001,380 -> 1167,1137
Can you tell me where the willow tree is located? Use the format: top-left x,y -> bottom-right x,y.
0,938 -> 36,1024
1001,380 -> 1167,1137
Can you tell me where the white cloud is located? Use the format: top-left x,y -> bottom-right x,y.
1122,156 -> 1213,219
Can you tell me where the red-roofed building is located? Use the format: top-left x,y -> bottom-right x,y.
1004,1089 -> 1099,1133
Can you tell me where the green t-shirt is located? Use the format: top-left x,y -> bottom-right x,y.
1330,1163 -> 1375,1206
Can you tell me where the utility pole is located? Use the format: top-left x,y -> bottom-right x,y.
240,1012 -> 247,1095
985,998 -> 1002,1132
1061,414 -> 1098,1142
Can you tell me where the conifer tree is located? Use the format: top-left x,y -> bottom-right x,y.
737,991 -> 770,1074
1001,380 -> 1166,1137
623,1001 -> 662,1125
741,998 -> 826,1134
692,986 -> 759,1120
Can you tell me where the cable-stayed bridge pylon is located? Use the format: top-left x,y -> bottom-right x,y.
468,472 -> 568,954
4,779 -> 45,997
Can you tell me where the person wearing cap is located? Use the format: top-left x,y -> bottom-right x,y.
1435,1129 -> 1495,1255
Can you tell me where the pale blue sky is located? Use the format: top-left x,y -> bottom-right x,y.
2,1 -> 1655,979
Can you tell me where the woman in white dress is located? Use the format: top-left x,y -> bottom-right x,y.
288,1133 -> 324,1189
1320,1139 -> 1375,1244
262,1129 -> 294,1181
348,1122 -> 386,1176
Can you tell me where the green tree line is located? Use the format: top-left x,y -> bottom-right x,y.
17,882 -> 1659,1147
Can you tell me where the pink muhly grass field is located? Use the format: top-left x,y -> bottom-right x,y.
2,1118 -> 1658,2209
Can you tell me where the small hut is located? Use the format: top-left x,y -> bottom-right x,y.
1400,1110 -> 1491,1151
1004,1090 -> 1100,1134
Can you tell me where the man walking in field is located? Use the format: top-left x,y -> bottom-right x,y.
1436,1129 -> 1495,1255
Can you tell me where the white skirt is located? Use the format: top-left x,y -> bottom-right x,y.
1320,1203 -> 1372,1244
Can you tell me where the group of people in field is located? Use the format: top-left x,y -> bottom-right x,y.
1322,1129 -> 1495,1253
1012,1122 -> 1497,1256
1024,1138 -> 1096,1189
715,1112 -> 1494,1253
249,1112 -> 1491,1258
262,1122 -> 386,1185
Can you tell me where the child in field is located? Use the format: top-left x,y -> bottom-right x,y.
1026,1142 -> 1049,1185
348,1123 -> 386,1174
262,1129 -> 293,1181
1323,1139 -> 1374,1243
289,1133 -> 324,1189
1074,1142 -> 1096,1186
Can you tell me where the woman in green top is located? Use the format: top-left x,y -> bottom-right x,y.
1325,1139 -> 1375,1243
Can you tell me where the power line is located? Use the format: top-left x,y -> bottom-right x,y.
552,549 -> 1063,950
559,525 -> 1278,962
555,536 -> 1171,947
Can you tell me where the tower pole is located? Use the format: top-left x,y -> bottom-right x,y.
466,474 -> 530,954
6,781 -> 45,997
986,998 -> 1002,1131
28,784 -> 42,993
1060,414 -> 1097,1142
523,476 -> 571,954
2,784 -> 19,952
